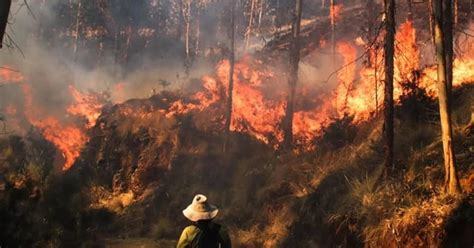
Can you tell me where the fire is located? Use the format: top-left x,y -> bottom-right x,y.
0,66 -> 24,83
20,82 -> 104,170
113,82 -> 126,104
339,20 -> 421,122
334,42 -> 357,116
169,18 -> 474,150
32,117 -> 88,171
21,84 -> 90,170
3,18 -> 474,168
168,58 -> 284,144
330,4 -> 343,25
394,20 -> 420,97
67,85 -> 103,128
220,59 -> 285,144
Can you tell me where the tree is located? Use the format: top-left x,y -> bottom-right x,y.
245,0 -> 257,52
0,0 -> 12,48
432,0 -> 462,195
330,0 -> 336,65
383,0 -> 395,175
181,0 -> 192,59
443,0 -> 453,94
283,0 -> 302,149
223,0 -> 236,152
73,0 -> 82,60
406,0 -> 413,21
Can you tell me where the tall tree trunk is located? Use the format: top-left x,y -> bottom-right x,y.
444,0 -> 454,95
406,0 -> 413,21
195,5 -> 201,54
181,0 -> 191,59
96,0 -> 117,65
454,0 -> 458,28
245,0 -> 256,52
123,24 -> 132,64
330,0 -> 336,65
283,0 -> 302,149
375,50 -> 379,114
384,0 -> 395,175
275,0 -> 282,34
0,0 -> 12,48
432,0 -> 462,195
73,0 -> 82,60
429,0 -> 435,45
223,0 -> 236,152
257,0 -> 265,31
177,2 -> 183,41
113,25 -> 120,66
367,0 -> 378,114
366,0 -> 376,66
470,0 -> 473,21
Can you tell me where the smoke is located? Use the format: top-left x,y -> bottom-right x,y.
0,0 -> 235,124
0,0 -> 388,131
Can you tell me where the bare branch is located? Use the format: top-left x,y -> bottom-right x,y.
322,14 -> 385,84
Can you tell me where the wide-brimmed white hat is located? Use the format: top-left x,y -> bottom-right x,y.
183,194 -> 219,222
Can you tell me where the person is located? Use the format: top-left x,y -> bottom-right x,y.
177,194 -> 231,248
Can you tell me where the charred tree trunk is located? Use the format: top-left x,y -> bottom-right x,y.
0,0 -> 11,48
366,0 -> 376,66
432,0 -> 462,195
366,0 -> 379,114
375,51 -> 379,115
283,0 -> 302,149
444,0 -> 454,94
223,0 -> 236,152
429,0 -> 435,45
330,0 -> 336,65
384,0 -> 395,175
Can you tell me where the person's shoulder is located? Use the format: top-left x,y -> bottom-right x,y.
183,225 -> 199,234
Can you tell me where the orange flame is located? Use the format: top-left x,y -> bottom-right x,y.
33,117 -> 88,170
335,42 -> 357,117
67,85 -> 103,128
0,66 -> 24,83
114,82 -> 126,104
330,4 -> 343,25
167,19 -> 474,149
4,19 -> 474,166
20,83 -> 104,170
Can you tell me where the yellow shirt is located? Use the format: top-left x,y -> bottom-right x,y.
177,223 -> 231,248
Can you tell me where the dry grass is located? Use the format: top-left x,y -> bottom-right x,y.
364,194 -> 462,248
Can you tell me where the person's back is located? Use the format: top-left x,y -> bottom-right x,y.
177,194 -> 231,248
